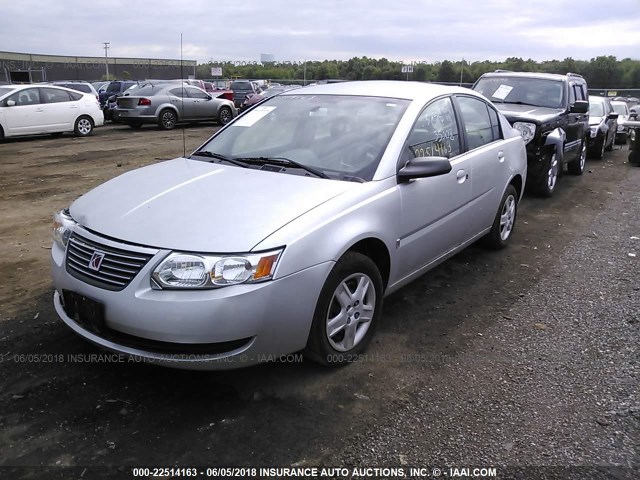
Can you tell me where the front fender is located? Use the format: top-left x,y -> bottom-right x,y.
252,178 -> 400,281
544,127 -> 566,162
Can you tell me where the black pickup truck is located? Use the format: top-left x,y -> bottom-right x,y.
473,71 -> 589,197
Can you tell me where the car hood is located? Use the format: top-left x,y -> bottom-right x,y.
69,158 -> 353,252
493,103 -> 564,124
589,115 -> 605,126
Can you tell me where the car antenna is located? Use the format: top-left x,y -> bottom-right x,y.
181,33 -> 186,158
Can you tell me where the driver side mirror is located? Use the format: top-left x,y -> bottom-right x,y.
607,112 -> 619,120
397,157 -> 452,183
6,100 -> 16,107
570,101 -> 588,114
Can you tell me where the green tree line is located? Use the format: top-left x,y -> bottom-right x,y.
198,55 -> 640,89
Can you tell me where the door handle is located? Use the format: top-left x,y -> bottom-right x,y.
35,108 -> 44,112
498,151 -> 505,162
456,169 -> 468,184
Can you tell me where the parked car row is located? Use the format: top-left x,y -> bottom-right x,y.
1,73 -> 629,370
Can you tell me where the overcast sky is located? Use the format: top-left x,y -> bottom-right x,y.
1,0 -> 639,63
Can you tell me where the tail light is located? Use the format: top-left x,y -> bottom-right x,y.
138,98 -> 151,106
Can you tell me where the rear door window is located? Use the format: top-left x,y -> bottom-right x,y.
40,88 -> 73,103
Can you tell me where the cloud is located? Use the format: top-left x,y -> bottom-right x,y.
0,0 -> 638,63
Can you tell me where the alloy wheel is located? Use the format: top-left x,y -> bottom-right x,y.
500,194 -> 516,241
326,273 -> 375,352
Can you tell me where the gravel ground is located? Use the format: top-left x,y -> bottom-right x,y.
334,165 -> 639,479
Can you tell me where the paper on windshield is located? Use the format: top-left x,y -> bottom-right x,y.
233,106 -> 276,127
492,85 -> 513,100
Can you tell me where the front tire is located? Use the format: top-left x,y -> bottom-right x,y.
535,152 -> 558,197
74,116 -> 94,137
158,109 -> 177,130
567,139 -> 586,175
482,185 -> 518,250
304,252 -> 383,367
592,137 -> 606,160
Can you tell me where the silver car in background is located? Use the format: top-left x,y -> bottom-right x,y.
51,81 -> 526,370
115,83 -> 236,129
611,100 -> 630,144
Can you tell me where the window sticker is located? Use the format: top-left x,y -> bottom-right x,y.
233,106 -> 276,127
492,85 -> 513,100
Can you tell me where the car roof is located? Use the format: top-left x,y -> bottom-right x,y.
478,71 -> 581,82
610,100 -> 628,106
281,80 -> 474,101
0,83 -> 88,97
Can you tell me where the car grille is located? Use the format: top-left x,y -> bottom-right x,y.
65,233 -> 154,291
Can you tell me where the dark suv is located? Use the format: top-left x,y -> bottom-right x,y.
230,80 -> 261,108
473,71 -> 589,196
100,80 -> 137,106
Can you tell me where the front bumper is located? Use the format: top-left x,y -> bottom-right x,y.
51,229 -> 333,370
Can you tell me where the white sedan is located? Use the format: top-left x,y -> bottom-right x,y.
0,84 -> 104,140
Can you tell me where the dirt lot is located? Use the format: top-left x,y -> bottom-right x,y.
0,125 -> 637,479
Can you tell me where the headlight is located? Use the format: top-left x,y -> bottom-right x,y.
590,126 -> 599,138
151,249 -> 283,289
52,209 -> 76,248
513,122 -> 536,145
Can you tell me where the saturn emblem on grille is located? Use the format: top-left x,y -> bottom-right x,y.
88,251 -> 106,271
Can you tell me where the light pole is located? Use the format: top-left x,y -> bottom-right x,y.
103,42 -> 110,80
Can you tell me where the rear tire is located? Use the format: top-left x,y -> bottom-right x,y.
158,109 -> 177,130
482,185 -> 518,250
567,139 -> 586,175
74,116 -> 94,137
218,106 -> 233,125
304,252 -> 383,367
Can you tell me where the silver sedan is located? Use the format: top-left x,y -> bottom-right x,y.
115,83 -> 236,129
51,81 -> 527,369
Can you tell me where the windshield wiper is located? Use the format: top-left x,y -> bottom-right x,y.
190,151 -> 249,168
236,156 -> 330,179
502,101 -> 541,107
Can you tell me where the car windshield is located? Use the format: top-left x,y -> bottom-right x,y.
231,81 -> 252,90
65,84 -> 92,93
0,87 -> 15,97
129,85 -> 164,96
106,82 -> 122,93
612,103 -> 628,115
589,101 -> 604,117
474,76 -> 565,109
196,94 -> 410,181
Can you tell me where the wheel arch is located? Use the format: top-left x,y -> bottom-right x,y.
156,104 -> 180,119
544,127 -> 566,163
509,174 -> 524,202
343,237 -> 391,290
